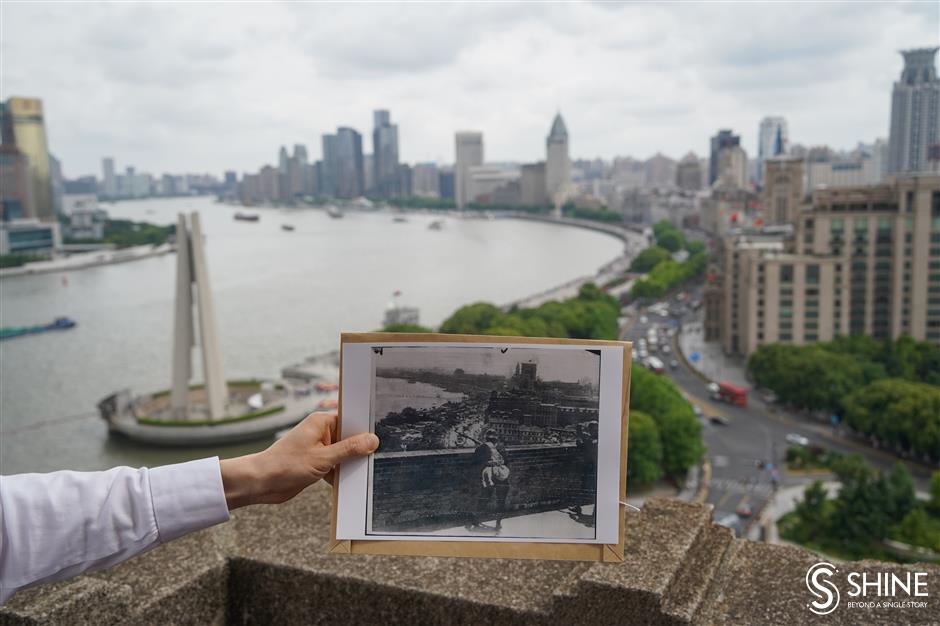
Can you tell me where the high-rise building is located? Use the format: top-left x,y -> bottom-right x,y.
520,162 -> 547,206
760,158 -> 804,225
717,145 -> 748,189
888,48 -> 940,174
102,158 -> 116,198
675,152 -> 702,191
334,127 -> 364,199
455,131 -> 483,209
0,97 -> 54,220
372,110 -> 400,196
545,113 -> 570,202
438,168 -> 455,200
707,174 -> 940,356
411,163 -> 440,198
320,134 -> 338,197
0,145 -> 35,221
709,129 -> 741,186
756,117 -> 789,185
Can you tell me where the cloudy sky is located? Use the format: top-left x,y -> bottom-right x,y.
2,2 -> 937,178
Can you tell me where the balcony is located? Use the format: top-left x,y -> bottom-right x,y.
2,487 -> 938,624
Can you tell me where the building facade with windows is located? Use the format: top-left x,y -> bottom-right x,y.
708,175 -> 940,356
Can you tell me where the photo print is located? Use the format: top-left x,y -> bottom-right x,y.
365,345 -> 602,540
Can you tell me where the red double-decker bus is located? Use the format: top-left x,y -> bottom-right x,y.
712,381 -> 748,407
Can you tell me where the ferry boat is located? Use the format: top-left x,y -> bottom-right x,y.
428,219 -> 444,230
326,205 -> 344,219
0,317 -> 76,341
281,224 -> 295,232
234,212 -> 260,222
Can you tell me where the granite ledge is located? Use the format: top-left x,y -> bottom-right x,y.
2,487 -> 938,625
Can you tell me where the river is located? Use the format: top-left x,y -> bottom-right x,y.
0,196 -> 624,473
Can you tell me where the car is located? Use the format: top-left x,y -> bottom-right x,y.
735,505 -> 753,518
706,382 -> 720,395
692,405 -> 703,417
709,415 -> 730,426
716,514 -> 743,537
661,345 -> 671,354
786,433 -> 810,447
669,359 -> 679,370
640,315 -> 648,324
761,391 -> 779,404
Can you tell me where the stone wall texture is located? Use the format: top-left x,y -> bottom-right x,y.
1,487 -> 938,625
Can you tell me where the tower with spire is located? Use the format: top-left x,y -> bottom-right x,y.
545,112 -> 571,207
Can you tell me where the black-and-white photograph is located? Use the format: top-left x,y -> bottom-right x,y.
366,345 -> 601,540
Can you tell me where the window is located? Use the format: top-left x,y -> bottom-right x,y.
854,217 -> 868,232
780,264 -> 793,283
806,264 -> 819,284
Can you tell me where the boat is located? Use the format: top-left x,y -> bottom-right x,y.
392,216 -> 408,223
326,205 -> 343,219
428,219 -> 444,231
1,317 -> 76,341
281,224 -> 295,232
234,212 -> 260,222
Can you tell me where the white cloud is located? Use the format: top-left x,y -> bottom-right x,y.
1,1 -> 936,177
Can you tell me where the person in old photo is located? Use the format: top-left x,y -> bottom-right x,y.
466,429 -> 511,530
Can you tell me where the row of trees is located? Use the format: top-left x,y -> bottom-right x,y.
748,336 -> 940,462
630,252 -> 708,300
628,221 -> 707,299
784,456 -> 940,560
438,283 -> 622,340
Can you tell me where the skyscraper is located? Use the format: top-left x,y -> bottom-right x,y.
545,113 -> 570,202
888,47 -> 940,174
675,152 -> 702,191
372,110 -> 400,196
334,127 -> 364,198
320,134 -> 338,197
102,157 -> 116,198
455,131 -> 483,209
757,116 -> 788,184
0,97 -> 53,220
709,129 -> 740,186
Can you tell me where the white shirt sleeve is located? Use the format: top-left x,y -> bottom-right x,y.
0,457 -> 230,604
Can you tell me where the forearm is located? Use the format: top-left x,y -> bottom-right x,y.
0,459 -> 229,603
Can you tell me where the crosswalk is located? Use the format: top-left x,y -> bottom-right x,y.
709,478 -> 775,498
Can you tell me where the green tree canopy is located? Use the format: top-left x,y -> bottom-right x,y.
629,246 -> 672,273
627,411 -> 663,488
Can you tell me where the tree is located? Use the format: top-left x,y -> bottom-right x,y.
930,472 -> 940,517
629,246 -> 672,273
627,411 -> 663,487
440,302 -> 504,335
629,367 -> 704,477
842,379 -> 940,463
793,481 -> 830,542
383,323 -> 433,333
655,230 -> 683,253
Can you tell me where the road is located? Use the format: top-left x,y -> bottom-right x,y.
622,294 -> 936,539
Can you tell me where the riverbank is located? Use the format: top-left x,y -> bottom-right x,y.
0,243 -> 176,279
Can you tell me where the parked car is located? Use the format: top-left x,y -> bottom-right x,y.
709,415 -> 730,426
786,433 -> 810,447
669,359 -> 679,370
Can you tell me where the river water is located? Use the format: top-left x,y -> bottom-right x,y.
0,196 -> 623,473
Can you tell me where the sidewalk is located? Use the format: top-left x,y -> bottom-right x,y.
677,313 -> 750,388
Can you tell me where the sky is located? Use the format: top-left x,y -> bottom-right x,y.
2,2 -> 937,178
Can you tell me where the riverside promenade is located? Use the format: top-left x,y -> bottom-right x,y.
499,213 -> 648,310
0,243 -> 176,279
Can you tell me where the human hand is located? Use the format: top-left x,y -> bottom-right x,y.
220,412 -> 379,510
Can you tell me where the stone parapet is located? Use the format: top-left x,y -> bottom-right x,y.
2,487 -> 937,625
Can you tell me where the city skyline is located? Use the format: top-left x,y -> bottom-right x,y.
2,3 -> 936,176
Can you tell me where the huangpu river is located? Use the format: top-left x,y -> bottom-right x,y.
0,196 -> 623,474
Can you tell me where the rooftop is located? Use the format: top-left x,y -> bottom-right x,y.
3,487 -> 937,624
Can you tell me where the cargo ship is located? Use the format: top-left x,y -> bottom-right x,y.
0,317 -> 76,341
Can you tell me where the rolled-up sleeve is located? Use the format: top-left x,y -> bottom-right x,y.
0,458 -> 230,604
